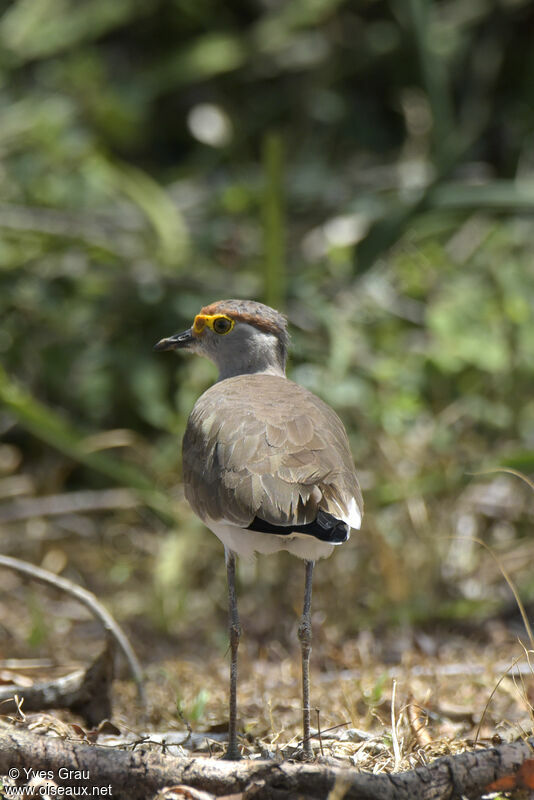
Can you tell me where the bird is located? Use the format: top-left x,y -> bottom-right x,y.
155,299 -> 363,760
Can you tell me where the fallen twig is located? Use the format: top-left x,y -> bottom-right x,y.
0,488 -> 140,523
0,554 -> 145,705
0,642 -> 113,726
1,725 -> 534,800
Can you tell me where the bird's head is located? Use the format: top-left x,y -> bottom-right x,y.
154,299 -> 290,380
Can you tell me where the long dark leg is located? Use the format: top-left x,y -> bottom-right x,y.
298,559 -> 315,759
224,548 -> 241,760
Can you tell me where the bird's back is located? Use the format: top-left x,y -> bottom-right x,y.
182,373 -> 362,534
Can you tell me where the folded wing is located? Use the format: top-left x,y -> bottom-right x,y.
183,374 -> 363,532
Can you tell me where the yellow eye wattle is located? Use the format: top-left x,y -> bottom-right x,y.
193,314 -> 234,336
193,316 -> 206,334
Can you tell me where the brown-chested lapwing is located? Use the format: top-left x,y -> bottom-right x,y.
155,299 -> 363,759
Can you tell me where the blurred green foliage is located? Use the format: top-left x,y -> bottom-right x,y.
0,0 -> 533,648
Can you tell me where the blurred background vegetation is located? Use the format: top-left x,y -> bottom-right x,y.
0,0 -> 533,671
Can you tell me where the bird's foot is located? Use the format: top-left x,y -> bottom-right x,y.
294,743 -> 315,762
221,745 -> 242,761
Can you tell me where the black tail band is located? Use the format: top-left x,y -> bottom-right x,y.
247,510 -> 349,543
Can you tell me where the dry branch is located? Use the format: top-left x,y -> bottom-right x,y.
0,726 -> 533,800
0,642 -> 113,726
0,488 -> 140,523
0,554 -> 145,705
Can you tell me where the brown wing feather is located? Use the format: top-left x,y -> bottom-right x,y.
182,374 -> 362,528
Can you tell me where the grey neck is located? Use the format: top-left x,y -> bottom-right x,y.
217,361 -> 286,381
215,329 -> 287,381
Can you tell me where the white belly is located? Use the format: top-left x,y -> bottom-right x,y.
205,519 -> 343,560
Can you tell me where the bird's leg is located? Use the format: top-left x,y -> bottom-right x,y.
298,559 -> 315,759
224,547 -> 242,760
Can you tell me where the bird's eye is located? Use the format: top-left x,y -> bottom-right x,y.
212,316 -> 233,335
